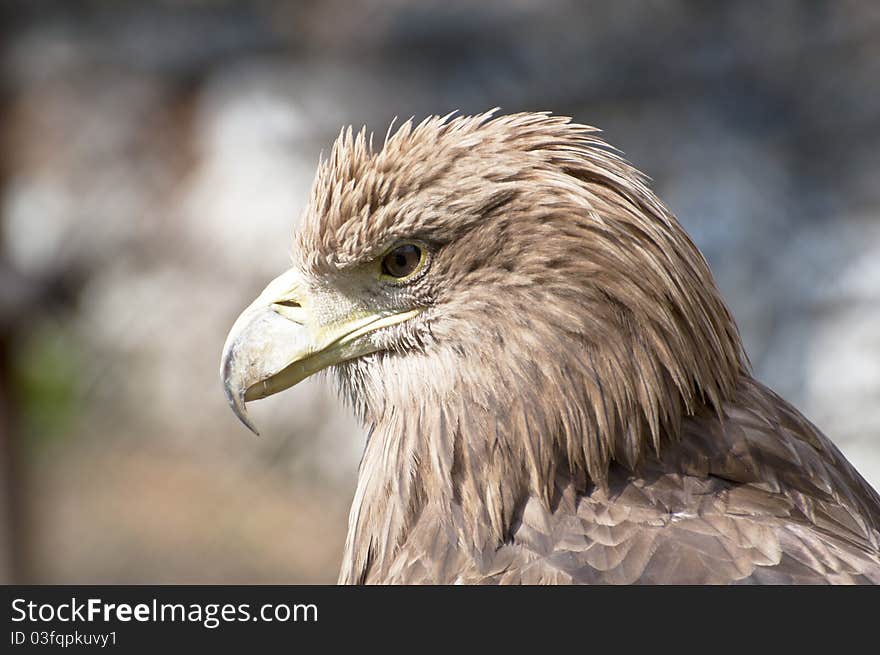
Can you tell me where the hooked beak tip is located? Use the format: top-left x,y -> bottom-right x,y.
223,380 -> 260,436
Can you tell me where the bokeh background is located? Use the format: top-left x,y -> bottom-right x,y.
1,0 -> 879,583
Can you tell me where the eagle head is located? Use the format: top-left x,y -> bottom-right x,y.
221,110 -> 746,490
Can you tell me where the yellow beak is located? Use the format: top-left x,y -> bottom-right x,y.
220,268 -> 420,434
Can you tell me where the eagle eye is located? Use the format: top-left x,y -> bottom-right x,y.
381,244 -> 423,279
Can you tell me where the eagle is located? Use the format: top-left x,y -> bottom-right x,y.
220,111 -> 880,584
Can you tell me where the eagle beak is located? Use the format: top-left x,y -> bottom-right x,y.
220,268 -> 420,434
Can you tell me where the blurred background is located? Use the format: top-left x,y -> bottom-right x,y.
1,0 -> 878,583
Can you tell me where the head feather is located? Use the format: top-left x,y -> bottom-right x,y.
294,111 -> 749,581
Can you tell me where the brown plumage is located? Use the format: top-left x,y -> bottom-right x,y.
221,110 -> 880,584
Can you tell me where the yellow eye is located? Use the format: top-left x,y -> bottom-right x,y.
381,244 -> 423,279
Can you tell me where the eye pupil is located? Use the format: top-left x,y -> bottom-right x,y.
382,244 -> 422,278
